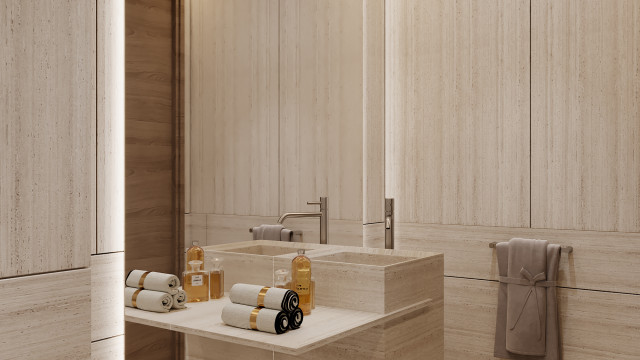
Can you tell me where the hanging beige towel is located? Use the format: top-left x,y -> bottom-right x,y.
125,287 -> 173,313
251,224 -> 293,242
126,270 -> 180,295
494,238 -> 561,359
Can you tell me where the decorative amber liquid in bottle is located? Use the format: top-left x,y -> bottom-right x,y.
210,258 -> 224,299
291,249 -> 312,315
184,260 -> 209,302
186,241 -> 204,271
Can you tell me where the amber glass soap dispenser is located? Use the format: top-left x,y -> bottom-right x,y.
291,249 -> 312,315
186,241 -> 204,270
184,260 -> 209,302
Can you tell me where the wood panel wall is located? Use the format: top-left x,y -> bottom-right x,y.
189,0 -> 279,217
384,0 -> 640,359
126,0 -> 184,358
531,0 -> 640,232
0,1 -> 98,359
279,0 -> 364,221
0,0 -> 96,278
385,0 -> 530,228
187,0 -> 366,248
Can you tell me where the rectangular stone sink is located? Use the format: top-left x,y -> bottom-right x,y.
203,241 -> 324,291
310,251 -> 416,266
204,240 -> 442,315
219,244 -> 302,256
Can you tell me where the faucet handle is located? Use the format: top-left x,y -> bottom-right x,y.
307,201 -> 321,206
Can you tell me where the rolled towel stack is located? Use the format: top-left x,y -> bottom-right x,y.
221,283 -> 304,334
125,270 -> 184,312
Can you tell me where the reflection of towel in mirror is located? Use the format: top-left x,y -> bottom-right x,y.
251,224 -> 293,242
494,238 -> 561,359
125,287 -> 173,313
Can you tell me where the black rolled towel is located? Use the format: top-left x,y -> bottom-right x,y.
280,289 -> 300,313
288,307 -> 304,330
274,310 -> 290,334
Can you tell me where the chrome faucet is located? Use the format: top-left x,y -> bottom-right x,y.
277,197 -> 328,244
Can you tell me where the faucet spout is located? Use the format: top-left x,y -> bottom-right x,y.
277,212 -> 322,224
277,197 -> 328,244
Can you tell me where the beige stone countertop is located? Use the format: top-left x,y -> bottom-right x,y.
125,296 -> 432,355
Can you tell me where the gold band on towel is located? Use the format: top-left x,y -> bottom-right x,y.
138,271 -> 151,289
257,286 -> 270,307
131,289 -> 142,308
250,307 -> 261,330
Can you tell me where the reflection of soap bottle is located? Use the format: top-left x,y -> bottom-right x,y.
184,260 -> 209,302
275,269 -> 289,289
186,241 -> 204,271
291,249 -> 311,315
210,258 -> 224,299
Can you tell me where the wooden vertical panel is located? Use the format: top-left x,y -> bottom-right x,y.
0,0 -> 95,277
363,0 -> 385,224
98,0 -> 125,254
126,0 -> 177,275
125,0 -> 180,358
385,0 -> 530,227
0,269 -> 91,359
91,253 -> 124,342
531,0 -> 640,232
279,0 -> 364,221
189,0 -> 279,217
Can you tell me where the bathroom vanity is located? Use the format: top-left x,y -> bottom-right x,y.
125,241 -> 444,359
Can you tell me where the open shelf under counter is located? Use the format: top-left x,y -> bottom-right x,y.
125,296 -> 432,355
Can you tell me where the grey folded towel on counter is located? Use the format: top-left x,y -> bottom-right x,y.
125,287 -> 173,313
221,303 -> 289,334
229,283 -> 299,313
251,224 -> 293,242
494,238 -> 561,359
126,270 -> 180,295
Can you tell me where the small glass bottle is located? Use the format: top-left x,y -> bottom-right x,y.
275,269 -> 289,289
291,249 -> 312,315
186,241 -> 204,271
183,260 -> 209,302
210,258 -> 224,299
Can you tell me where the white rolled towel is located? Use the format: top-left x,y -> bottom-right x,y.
125,287 -> 173,313
126,270 -> 180,295
221,303 -> 289,334
172,289 -> 187,309
230,283 -> 299,313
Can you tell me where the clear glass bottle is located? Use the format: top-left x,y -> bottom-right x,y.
210,258 -> 224,299
275,268 -> 289,289
186,241 -> 204,271
183,260 -> 209,302
291,249 -> 312,315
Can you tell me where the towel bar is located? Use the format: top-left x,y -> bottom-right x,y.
489,242 -> 573,254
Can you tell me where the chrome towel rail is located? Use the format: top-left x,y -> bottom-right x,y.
489,242 -> 573,254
